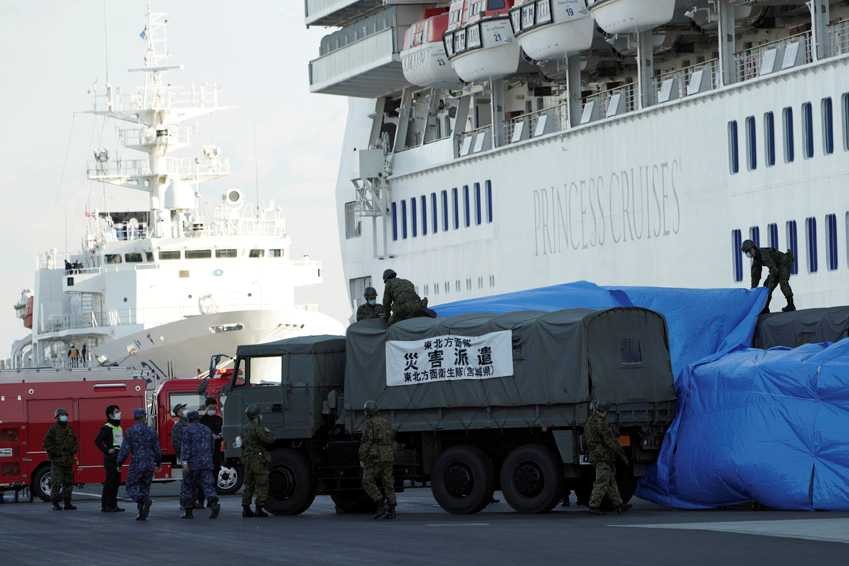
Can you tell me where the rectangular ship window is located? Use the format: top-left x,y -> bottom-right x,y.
732,229 -> 743,282
411,198 -> 417,237
474,182 -> 482,225
802,102 -> 814,159
268,249 -> 283,258
745,116 -> 757,170
786,220 -> 799,274
431,193 -> 438,234
452,188 -> 459,230
764,112 -> 776,167
806,216 -> 817,273
124,253 -> 143,263
391,202 -> 398,241
421,195 -> 427,236
749,226 -> 760,247
463,185 -> 471,227
486,180 -> 493,223
843,93 -> 849,151
783,107 -> 795,163
187,250 -> 212,259
441,190 -> 449,231
768,223 -> 779,249
826,213 -> 838,271
823,97 -> 834,155
159,250 -> 180,260
401,200 -> 408,239
727,120 -> 739,174
248,249 -> 264,258
215,249 -> 237,258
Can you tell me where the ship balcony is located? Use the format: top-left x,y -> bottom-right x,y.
305,0 -> 383,27
309,6 -> 420,97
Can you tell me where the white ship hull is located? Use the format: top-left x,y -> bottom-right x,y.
339,53 -> 849,311
94,308 -> 345,378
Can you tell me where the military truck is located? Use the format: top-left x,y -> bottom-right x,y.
222,308 -> 676,515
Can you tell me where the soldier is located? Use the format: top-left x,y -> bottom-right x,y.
200,398 -> 224,507
381,269 -> 432,325
94,404 -> 124,512
583,400 -> 631,515
741,239 -> 796,313
241,404 -> 274,518
358,400 -> 396,520
170,403 -> 188,457
356,287 -> 385,322
180,410 -> 220,519
117,408 -> 162,521
43,408 -> 79,511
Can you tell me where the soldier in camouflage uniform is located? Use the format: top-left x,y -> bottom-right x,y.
358,400 -> 397,520
43,408 -> 78,511
583,400 -> 631,515
118,408 -> 162,520
180,410 -> 221,519
356,287 -> 385,322
382,269 -> 430,325
241,404 -> 274,518
741,239 -> 796,313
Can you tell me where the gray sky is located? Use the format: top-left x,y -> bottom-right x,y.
0,1 -> 350,357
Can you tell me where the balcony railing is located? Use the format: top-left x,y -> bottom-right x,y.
656,59 -> 720,102
831,19 -> 849,56
734,31 -> 812,82
504,104 -> 569,145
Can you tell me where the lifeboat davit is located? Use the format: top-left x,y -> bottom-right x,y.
588,0 -> 676,34
510,0 -> 595,61
401,11 -> 463,88
443,0 -> 521,83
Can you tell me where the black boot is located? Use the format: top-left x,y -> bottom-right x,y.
372,500 -> 386,520
783,297 -> 796,312
63,498 -> 77,511
181,508 -> 193,519
136,502 -> 145,521
242,504 -> 255,518
254,504 -> 269,518
384,503 -> 397,520
616,503 -> 633,514
140,499 -> 152,520
51,500 -> 62,511
208,497 -> 221,519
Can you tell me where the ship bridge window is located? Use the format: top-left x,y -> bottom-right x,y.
105,254 -> 123,265
186,250 -> 212,259
786,220 -> 799,274
159,250 -> 180,260
802,102 -> 814,159
124,253 -> 143,263
806,217 -> 818,273
822,97 -> 834,155
764,112 -> 776,167
783,107 -> 795,163
826,213 -> 838,271
215,249 -> 237,258
732,229 -> 743,282
249,249 -> 265,258
269,249 -> 283,258
727,120 -> 739,174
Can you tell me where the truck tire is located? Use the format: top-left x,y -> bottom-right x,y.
265,448 -> 316,515
500,444 -> 563,514
330,490 -> 378,514
32,465 -> 52,502
431,445 -> 494,515
216,462 -> 244,496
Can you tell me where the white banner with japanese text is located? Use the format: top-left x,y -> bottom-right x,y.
385,331 -> 514,386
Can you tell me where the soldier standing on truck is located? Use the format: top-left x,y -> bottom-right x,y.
356,287 -> 385,322
358,400 -> 397,520
95,404 -> 125,513
180,410 -> 221,519
118,408 -> 162,521
43,408 -> 78,511
584,401 -> 631,515
241,404 -> 273,518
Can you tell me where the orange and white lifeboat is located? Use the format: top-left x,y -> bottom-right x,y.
401,11 -> 463,88
443,0 -> 521,83
587,0 -> 676,34
509,0 -> 595,61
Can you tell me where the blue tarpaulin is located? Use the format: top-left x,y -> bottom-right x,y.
435,281 -> 849,509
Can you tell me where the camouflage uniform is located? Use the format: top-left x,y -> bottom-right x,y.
382,277 -> 424,325
43,423 -> 78,506
356,302 -> 385,322
180,422 -> 216,509
584,410 -> 627,510
750,246 -> 795,312
118,422 -> 162,504
241,419 -> 274,507
358,413 -> 396,507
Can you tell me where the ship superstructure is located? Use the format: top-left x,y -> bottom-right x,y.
8,3 -> 344,375
306,0 -> 849,311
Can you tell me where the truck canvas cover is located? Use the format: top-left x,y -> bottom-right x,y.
753,306 -> 849,349
345,308 -> 675,414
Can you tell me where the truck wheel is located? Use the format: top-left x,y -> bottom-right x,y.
330,490 -> 378,514
265,448 -> 315,515
500,444 -> 563,514
431,445 -> 494,515
216,462 -> 244,495
32,465 -> 52,502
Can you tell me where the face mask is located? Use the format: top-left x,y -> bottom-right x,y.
367,299 -> 376,306
206,409 -> 216,416
58,415 -> 69,423
745,251 -> 753,259
112,412 -> 122,421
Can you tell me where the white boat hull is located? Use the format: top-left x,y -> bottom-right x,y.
518,17 -> 595,61
451,20 -> 521,83
589,0 -> 676,34
402,42 -> 463,88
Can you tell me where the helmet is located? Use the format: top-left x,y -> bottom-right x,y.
363,400 -> 378,416
382,269 -> 396,282
54,408 -> 68,419
364,287 -> 378,300
741,239 -> 756,254
245,404 -> 261,419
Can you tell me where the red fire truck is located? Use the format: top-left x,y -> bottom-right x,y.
0,363 -> 234,501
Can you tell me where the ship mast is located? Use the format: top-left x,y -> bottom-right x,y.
86,1 -> 230,238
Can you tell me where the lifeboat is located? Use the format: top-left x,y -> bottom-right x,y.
401,11 -> 463,88
509,0 -> 595,61
443,0 -> 521,83
588,0 -> 676,34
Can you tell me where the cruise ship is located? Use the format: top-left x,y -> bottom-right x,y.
6,4 -> 345,377
305,0 -> 849,311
